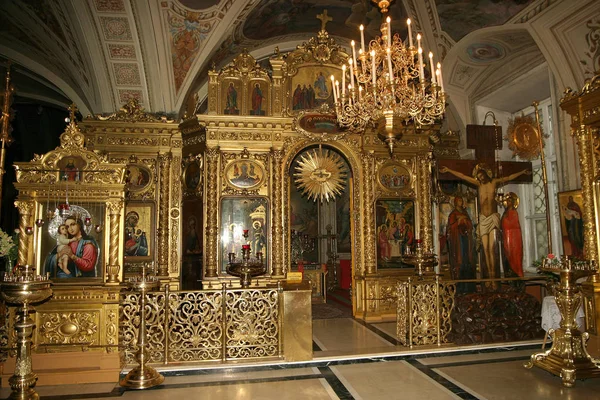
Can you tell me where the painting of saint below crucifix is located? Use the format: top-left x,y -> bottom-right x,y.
558,190 -> 584,259
375,199 -> 415,269
249,81 -> 266,115
290,67 -> 341,111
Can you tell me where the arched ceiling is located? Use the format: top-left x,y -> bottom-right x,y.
0,0 -> 552,120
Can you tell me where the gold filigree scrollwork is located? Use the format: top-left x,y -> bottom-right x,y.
205,147 -> 220,278
171,154 -> 182,275
106,308 -> 118,353
38,311 -> 100,345
397,279 -> 456,346
362,152 -> 376,274
271,149 -> 284,277
418,152 -> 434,251
14,200 -> 34,266
157,153 -> 172,276
120,287 -> 280,363
106,199 -> 124,283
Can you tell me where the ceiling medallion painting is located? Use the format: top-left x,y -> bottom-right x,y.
507,114 -> 542,160
294,147 -> 347,202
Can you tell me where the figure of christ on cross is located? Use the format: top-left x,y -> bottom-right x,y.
440,164 -> 531,282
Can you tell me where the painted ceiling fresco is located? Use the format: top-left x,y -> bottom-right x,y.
435,0 -> 534,42
242,0 -> 408,42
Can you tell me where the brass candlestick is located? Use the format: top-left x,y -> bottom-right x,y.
525,256 -> 600,387
120,267 -> 164,390
0,265 -> 52,400
402,241 -> 437,279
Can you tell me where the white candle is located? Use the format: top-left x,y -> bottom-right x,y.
370,50 -> 376,87
429,52 -> 436,85
342,64 -> 346,99
437,62 -> 444,92
418,47 -> 424,82
331,75 -> 337,103
407,19 -> 413,48
417,33 -> 421,52
335,80 -> 340,101
387,17 -> 392,48
387,48 -> 393,83
358,85 -> 363,101
360,25 -> 365,53
349,58 -> 355,92
351,40 -> 357,73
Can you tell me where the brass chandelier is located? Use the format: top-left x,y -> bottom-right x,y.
332,0 -> 446,153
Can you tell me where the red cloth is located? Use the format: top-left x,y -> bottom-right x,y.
501,208 -> 523,277
339,260 -> 351,289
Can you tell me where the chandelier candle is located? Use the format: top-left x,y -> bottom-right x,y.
333,1 -> 446,154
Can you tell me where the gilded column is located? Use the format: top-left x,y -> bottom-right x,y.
106,198 -> 124,283
157,153 -> 171,276
271,149 -> 284,277
362,151 -> 376,275
204,147 -> 220,278
573,125 -> 598,263
418,152 -> 434,251
15,200 -> 34,266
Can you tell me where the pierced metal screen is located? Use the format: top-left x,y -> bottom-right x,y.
397,278 -> 456,347
120,286 -> 281,365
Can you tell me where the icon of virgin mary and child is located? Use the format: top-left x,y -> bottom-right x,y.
44,215 -> 100,278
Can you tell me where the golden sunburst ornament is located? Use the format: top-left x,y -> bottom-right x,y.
507,114 -> 543,160
294,148 -> 347,202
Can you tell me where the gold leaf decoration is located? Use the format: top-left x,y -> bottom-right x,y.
294,148 -> 347,202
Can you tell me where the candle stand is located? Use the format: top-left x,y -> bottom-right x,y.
120,267 -> 164,389
402,242 -> 437,279
0,265 -> 52,400
525,256 -> 600,387
227,230 -> 266,288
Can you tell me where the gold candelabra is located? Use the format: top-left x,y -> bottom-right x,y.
0,265 -> 52,400
227,229 -> 266,288
525,256 -> 600,387
120,266 -> 164,390
402,241 -> 437,279
333,1 -> 446,153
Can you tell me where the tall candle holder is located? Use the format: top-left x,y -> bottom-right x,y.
120,266 -> 164,389
525,256 -> 600,387
291,230 -> 316,265
0,265 -> 52,400
402,240 -> 437,279
227,229 -> 266,288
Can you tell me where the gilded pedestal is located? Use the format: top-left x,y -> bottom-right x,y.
0,266 -> 52,400
525,257 -> 600,387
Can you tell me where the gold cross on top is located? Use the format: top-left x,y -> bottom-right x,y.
68,103 -> 78,123
316,9 -> 333,31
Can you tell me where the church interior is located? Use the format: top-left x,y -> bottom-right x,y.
1,0 -> 600,399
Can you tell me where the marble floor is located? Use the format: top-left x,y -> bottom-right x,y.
2,317 -> 600,399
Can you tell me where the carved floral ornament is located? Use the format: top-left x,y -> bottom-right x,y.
91,98 -> 173,123
15,104 -> 126,185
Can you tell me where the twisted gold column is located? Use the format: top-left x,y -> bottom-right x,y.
15,200 -> 34,266
573,125 -> 598,263
106,199 -> 124,283
418,152 -> 434,251
157,153 -> 171,276
205,147 -> 220,278
362,151 -> 376,274
271,149 -> 284,277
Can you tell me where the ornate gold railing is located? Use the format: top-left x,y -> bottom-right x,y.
397,277 -> 456,347
120,284 -> 282,364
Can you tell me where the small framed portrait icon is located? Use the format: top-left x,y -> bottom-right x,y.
225,160 -> 265,190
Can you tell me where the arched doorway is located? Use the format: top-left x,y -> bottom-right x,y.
287,144 -> 354,318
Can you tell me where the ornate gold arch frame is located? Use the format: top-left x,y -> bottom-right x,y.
13,115 -> 126,284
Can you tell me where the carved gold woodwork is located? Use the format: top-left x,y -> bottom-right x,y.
81,105 -> 183,285
562,74 -> 600,345
193,24 -> 444,320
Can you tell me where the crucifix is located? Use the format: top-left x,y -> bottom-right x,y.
316,9 -> 333,32
437,123 -> 533,282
